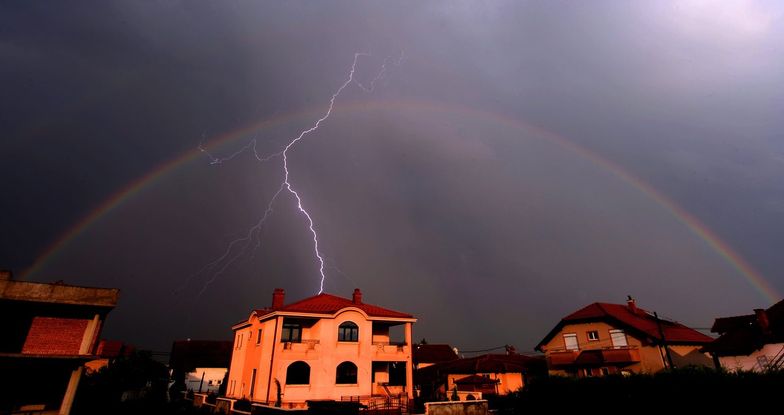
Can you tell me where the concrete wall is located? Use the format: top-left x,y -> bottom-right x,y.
445,373 -> 523,395
186,367 -> 228,393
425,400 -> 488,415
668,345 -> 713,368
0,279 -> 119,307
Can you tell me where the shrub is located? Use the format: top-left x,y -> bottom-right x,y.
233,398 -> 252,412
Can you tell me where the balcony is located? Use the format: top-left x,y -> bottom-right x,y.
548,347 -> 640,367
281,339 -> 320,352
601,347 -> 640,364
547,350 -> 579,367
372,342 -> 408,356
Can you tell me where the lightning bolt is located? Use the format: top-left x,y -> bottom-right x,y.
183,52 -> 401,298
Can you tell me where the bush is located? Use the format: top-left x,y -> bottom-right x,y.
233,398 -> 252,412
509,367 -> 784,411
72,351 -> 169,415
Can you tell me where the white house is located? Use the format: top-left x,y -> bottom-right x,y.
703,300 -> 784,372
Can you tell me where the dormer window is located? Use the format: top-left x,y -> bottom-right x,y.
338,321 -> 359,342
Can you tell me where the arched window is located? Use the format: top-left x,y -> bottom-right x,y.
286,361 -> 310,385
336,361 -> 358,384
338,321 -> 359,342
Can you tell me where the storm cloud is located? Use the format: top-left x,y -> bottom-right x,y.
2,1 -> 783,351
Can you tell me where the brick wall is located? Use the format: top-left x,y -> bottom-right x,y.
22,316 -> 88,355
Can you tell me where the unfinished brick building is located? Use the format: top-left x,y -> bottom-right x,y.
0,270 -> 119,415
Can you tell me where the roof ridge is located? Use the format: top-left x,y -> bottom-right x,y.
280,292 -> 337,308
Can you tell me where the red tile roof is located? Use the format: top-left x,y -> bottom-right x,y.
95,340 -> 134,358
169,340 -> 233,371
702,298 -> 784,356
417,353 -> 545,377
414,344 -> 459,365
454,374 -> 499,385
255,293 -> 413,319
536,302 -> 713,350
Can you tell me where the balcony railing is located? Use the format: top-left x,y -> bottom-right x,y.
547,350 -> 579,367
281,339 -> 320,352
600,346 -> 640,363
372,342 -> 408,354
548,346 -> 640,367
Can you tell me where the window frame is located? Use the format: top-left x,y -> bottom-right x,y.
281,323 -> 302,343
563,333 -> 579,351
609,329 -> 628,348
336,361 -> 358,385
286,361 -> 311,385
338,321 -> 359,342
587,330 -> 599,341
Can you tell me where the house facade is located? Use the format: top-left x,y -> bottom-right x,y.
226,288 -> 416,408
415,353 -> 545,401
702,299 -> 784,372
535,297 -> 713,377
170,340 -> 233,395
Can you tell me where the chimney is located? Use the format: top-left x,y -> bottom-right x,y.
272,288 -> 285,309
0,270 -> 12,280
352,288 -> 362,305
754,308 -> 771,334
627,295 -> 638,314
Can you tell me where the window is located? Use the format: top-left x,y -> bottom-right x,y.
587,331 -> 599,341
388,362 -> 407,386
338,321 -> 359,342
281,323 -> 302,343
609,329 -> 628,348
336,361 -> 358,384
563,333 -> 579,351
286,361 -> 311,385
256,329 -> 262,345
600,367 -> 610,376
249,369 -> 256,397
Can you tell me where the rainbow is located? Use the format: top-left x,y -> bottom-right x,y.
23,99 -> 781,304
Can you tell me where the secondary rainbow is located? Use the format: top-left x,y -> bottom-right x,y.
23,99 -> 781,304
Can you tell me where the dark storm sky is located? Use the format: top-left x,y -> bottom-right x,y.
2,1 -> 784,352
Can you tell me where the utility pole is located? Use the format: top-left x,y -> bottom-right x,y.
654,312 -> 675,369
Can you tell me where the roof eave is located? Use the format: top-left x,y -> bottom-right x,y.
254,309 -> 415,323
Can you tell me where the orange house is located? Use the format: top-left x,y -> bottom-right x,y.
415,353 -> 545,401
535,297 -> 713,377
226,288 -> 416,408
